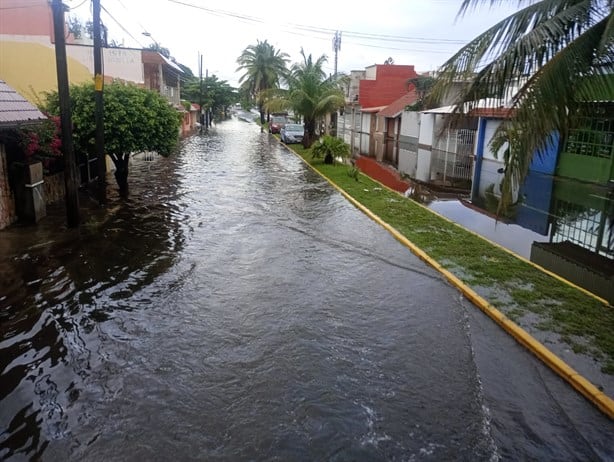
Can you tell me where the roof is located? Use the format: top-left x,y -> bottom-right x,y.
141,50 -> 184,74
361,105 -> 387,113
421,99 -> 514,119
378,91 -> 418,118
0,80 -> 46,129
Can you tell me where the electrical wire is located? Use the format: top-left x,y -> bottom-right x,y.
165,0 -> 469,47
99,2 -> 146,48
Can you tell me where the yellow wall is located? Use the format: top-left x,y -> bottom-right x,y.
0,41 -> 92,104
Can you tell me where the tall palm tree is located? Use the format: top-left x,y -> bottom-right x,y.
431,0 -> 614,212
236,40 -> 289,125
285,50 -> 345,147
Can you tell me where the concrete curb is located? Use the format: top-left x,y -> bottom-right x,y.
289,148 -> 614,420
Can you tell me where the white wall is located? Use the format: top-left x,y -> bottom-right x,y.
398,111 -> 420,178
400,111 -> 419,138
482,119 -> 508,161
398,150 -> 417,178
365,65 -> 377,80
360,113 -> 371,154
66,45 -> 144,84
416,113 -> 435,181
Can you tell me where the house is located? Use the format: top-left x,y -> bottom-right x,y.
529,103 -> 614,302
396,104 -> 477,190
338,64 -> 419,158
0,80 -> 47,229
0,0 -> 183,107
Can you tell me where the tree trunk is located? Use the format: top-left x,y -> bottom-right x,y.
258,103 -> 265,125
302,118 -> 317,148
111,154 -> 130,198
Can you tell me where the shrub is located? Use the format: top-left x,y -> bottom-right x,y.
311,135 -> 350,165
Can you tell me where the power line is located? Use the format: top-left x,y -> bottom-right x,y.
164,0 -> 468,47
99,2 -> 146,48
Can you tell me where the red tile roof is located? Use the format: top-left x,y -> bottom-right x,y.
378,91 -> 418,118
469,107 -> 514,118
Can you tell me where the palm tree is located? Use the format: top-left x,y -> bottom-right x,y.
431,0 -> 614,212
236,40 -> 289,125
285,50 -> 345,147
406,75 -> 437,110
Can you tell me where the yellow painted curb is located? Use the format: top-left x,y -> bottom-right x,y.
289,149 -> 614,420
368,175 -> 610,306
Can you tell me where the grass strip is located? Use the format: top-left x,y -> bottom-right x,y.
289,143 -> 614,375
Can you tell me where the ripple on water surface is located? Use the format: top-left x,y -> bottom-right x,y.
1,118 -> 612,461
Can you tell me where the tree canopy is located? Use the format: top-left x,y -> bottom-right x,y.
285,50 -> 345,147
44,81 -> 181,197
181,74 -> 238,120
236,40 -> 289,124
431,0 -> 614,212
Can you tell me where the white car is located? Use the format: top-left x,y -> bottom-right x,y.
280,124 -> 304,144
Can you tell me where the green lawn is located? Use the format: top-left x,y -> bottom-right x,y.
289,144 -> 614,375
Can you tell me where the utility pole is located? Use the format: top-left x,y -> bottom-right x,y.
51,0 -> 80,227
205,68 -> 209,130
199,53 -> 203,134
93,0 -> 106,204
332,31 -> 342,78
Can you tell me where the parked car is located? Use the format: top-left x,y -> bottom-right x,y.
280,124 -> 305,144
269,115 -> 287,134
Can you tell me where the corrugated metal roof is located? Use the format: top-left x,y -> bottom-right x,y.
0,80 -> 46,128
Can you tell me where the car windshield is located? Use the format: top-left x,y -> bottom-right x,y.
285,124 -> 303,132
271,117 -> 286,123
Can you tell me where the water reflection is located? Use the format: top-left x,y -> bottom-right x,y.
0,153 -> 185,459
1,119 -> 613,461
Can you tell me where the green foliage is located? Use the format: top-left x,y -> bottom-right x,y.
311,135 -> 350,164
181,74 -> 238,119
431,0 -> 614,214
44,81 -> 181,160
236,40 -> 289,123
407,75 -> 437,110
282,50 -> 345,147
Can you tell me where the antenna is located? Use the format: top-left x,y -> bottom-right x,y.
332,30 -> 341,77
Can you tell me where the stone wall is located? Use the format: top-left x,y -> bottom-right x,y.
0,145 -> 17,230
44,172 -> 65,204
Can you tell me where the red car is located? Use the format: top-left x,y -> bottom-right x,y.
269,115 -> 287,134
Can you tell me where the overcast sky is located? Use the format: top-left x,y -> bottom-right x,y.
65,0 -> 520,87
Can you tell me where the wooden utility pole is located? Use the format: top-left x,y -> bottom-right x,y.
51,0 -> 80,227
93,0 -> 106,203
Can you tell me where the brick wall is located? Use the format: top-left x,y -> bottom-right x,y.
0,145 -> 17,229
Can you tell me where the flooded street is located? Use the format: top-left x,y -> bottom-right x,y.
1,116 -> 613,461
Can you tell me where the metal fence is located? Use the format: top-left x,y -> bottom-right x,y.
431,129 -> 476,183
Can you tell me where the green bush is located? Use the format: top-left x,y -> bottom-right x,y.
311,135 -> 350,165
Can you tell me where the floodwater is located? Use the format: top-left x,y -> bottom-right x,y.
1,115 -> 613,461
426,200 -> 549,259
